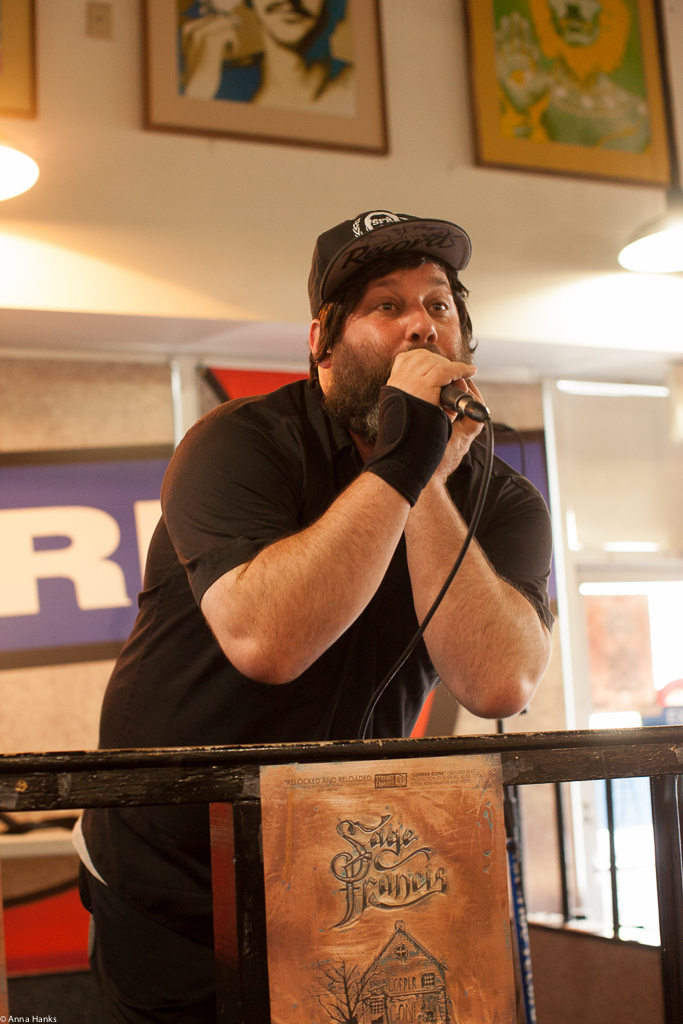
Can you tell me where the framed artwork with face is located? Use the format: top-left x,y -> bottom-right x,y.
0,0 -> 36,118
143,0 -> 388,154
464,0 -> 670,185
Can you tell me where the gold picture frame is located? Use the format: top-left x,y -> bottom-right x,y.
143,0 -> 387,154
0,0 -> 36,118
465,0 -> 670,185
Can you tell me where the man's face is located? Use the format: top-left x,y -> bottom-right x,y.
318,262 -> 468,442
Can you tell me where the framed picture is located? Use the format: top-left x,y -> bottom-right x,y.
465,0 -> 670,185
0,0 -> 36,118
143,0 -> 387,154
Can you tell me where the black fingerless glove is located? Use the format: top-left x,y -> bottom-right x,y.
363,386 -> 452,506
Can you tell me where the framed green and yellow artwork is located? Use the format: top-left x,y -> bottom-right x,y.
0,0 -> 36,118
143,0 -> 387,154
465,0 -> 670,185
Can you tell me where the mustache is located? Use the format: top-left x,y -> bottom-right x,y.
387,341 -> 448,373
405,341 -> 442,356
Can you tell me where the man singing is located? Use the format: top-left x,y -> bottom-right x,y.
78,210 -> 553,1023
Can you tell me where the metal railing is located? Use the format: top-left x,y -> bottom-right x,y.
0,726 -> 681,1023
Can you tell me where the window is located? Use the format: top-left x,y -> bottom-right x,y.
536,380 -> 681,943
368,997 -> 384,1014
578,579 -> 682,944
421,973 -> 436,988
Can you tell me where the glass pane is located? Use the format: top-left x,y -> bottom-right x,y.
581,581 -> 683,718
552,389 -> 683,554
594,778 -> 659,945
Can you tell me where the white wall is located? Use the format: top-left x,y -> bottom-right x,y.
0,357 -> 174,754
0,358 -> 173,450
0,0 -> 681,360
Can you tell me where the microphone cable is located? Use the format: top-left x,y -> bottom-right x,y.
357,410 -> 495,740
492,421 -> 526,478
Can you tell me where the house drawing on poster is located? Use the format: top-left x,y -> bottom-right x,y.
360,920 -> 451,1023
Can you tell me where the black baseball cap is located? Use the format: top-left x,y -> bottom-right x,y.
308,210 -> 472,316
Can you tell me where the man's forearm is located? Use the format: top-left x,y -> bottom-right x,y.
201,473 -> 410,684
403,479 -> 551,718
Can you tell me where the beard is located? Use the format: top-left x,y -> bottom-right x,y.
322,339 -> 451,444
322,342 -> 391,444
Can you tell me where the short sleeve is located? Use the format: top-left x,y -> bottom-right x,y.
161,406 -> 304,605
478,478 -> 555,632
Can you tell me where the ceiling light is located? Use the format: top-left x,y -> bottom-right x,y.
618,188 -> 683,274
556,380 -> 669,398
602,542 -> 660,552
0,139 -> 39,201
579,583 -> 648,595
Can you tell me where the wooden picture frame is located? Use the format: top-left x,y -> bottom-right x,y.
0,0 -> 36,118
143,0 -> 387,154
465,0 -> 670,186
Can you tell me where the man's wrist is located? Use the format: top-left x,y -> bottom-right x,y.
407,475 -> 457,524
363,387 -> 451,506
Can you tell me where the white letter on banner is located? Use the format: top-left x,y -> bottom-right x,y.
133,499 -> 161,582
0,506 -> 131,616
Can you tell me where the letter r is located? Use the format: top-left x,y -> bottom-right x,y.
133,499 -> 161,581
0,506 -> 131,615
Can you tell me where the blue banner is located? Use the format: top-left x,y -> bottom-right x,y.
495,435 -> 556,601
0,456 -> 169,656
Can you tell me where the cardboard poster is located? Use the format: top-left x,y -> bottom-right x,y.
260,754 -> 514,1024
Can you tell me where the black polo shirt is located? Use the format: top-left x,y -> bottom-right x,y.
83,379 -> 553,944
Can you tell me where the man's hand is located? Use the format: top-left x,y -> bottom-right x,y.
182,10 -> 240,99
386,349 -> 476,407
386,349 -> 484,480
433,375 -> 485,484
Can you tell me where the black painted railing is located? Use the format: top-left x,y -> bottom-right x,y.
0,726 -> 681,1023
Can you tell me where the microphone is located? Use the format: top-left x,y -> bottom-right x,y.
440,383 -> 489,423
